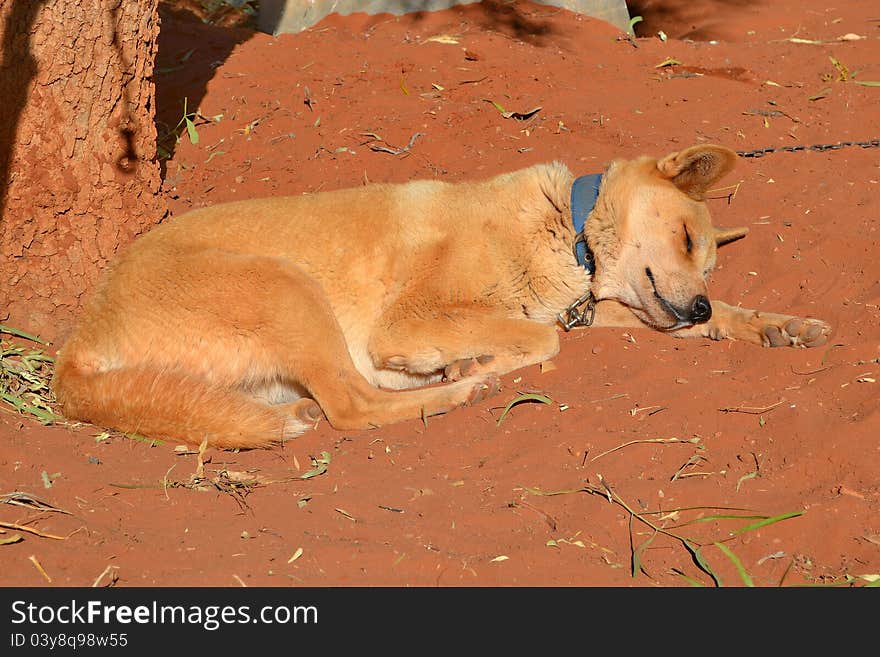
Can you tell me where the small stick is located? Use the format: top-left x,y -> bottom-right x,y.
790,365 -> 830,376
589,393 -> 628,404
0,492 -> 71,515
29,555 -> 52,583
630,404 -> 664,416
0,520 -> 67,540
591,437 -> 697,462
671,453 -> 708,482
719,399 -> 784,414
510,500 -> 557,532
92,564 -> 119,588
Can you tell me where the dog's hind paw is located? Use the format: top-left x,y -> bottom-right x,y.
763,317 -> 831,348
444,354 -> 495,382
280,397 -> 324,427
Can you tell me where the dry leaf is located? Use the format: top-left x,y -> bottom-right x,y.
424,34 -> 459,45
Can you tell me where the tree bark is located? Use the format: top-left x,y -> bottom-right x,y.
0,0 -> 167,344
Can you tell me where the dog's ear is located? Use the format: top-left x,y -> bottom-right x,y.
656,145 -> 738,200
714,226 -> 749,247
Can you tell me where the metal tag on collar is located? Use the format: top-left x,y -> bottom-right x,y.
557,292 -> 596,331
572,232 -> 595,275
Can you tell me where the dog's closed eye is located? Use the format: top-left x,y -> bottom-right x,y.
684,225 -> 693,254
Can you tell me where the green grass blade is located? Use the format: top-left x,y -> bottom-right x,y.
733,510 -> 803,535
778,558 -> 795,587
23,353 -> 54,363
638,504 -> 753,516
496,393 -> 552,426
24,404 -> 60,424
1,391 -> 26,411
714,541 -> 754,587
671,513 -> 769,529
684,539 -> 722,587
0,392 -> 59,424
671,568 -> 705,587
0,324 -> 45,343
631,529 -> 656,579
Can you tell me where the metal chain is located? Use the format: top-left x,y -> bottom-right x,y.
557,292 -> 596,331
737,138 -> 880,158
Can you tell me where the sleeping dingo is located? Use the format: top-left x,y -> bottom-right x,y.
53,144 -> 831,448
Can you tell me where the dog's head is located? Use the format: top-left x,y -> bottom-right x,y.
586,144 -> 747,331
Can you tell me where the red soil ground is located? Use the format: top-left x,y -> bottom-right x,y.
2,0 -> 878,587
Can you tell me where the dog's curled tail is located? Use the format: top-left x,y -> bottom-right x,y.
52,357 -> 314,449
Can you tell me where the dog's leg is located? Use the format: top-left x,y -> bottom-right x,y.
55,253 -> 502,446
589,299 -> 830,347
369,315 -> 560,380
197,257 -> 503,429
668,300 -> 831,347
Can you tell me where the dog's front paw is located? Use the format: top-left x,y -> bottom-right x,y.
762,317 -> 831,348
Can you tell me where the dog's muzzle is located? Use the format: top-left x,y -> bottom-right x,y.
646,268 -> 712,326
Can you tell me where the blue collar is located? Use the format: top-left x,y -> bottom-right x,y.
570,173 -> 603,274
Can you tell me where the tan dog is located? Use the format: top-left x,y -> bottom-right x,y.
53,144 -> 831,448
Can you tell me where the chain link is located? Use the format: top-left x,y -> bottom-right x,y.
737,138 -> 880,158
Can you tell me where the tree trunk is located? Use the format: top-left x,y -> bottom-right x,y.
0,0 -> 167,344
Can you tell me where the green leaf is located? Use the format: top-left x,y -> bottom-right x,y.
714,542 -> 755,586
628,15 -> 643,34
185,117 -> 199,145
736,469 -> 758,491
496,393 -> 552,426
854,80 -> 880,87
0,533 -> 24,545
863,575 -> 880,587
655,57 -> 682,68
300,451 -> 331,479
484,99 -> 508,114
119,432 -> 162,447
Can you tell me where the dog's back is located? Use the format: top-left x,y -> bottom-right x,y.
53,163 -> 576,447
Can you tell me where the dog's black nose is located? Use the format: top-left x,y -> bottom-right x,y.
690,295 -> 712,324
